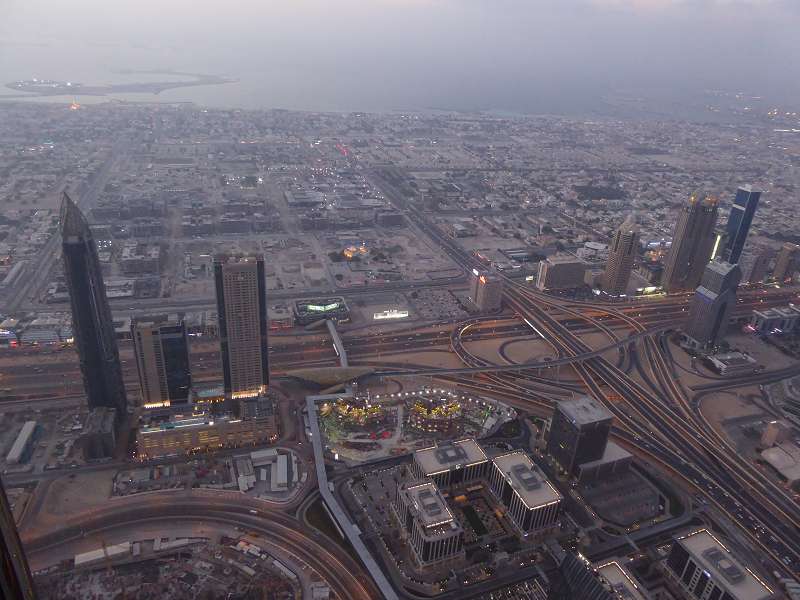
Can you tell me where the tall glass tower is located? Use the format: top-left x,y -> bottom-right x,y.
61,193 -> 127,419
722,186 -> 761,265
662,192 -> 719,293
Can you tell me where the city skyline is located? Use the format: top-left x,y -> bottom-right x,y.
0,6 -> 799,595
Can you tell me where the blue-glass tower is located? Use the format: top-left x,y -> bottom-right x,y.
722,186 -> 761,265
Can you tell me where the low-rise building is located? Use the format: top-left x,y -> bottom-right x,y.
136,405 -> 277,459
704,352 -> 758,376
760,442 -> 800,490
750,305 -> 800,334
293,297 -> 350,326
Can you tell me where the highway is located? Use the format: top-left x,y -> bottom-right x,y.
21,494 -> 378,600
371,167 -> 800,578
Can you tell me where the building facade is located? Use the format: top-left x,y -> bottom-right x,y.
393,480 -> 464,566
536,255 -> 587,291
214,255 -> 269,399
684,261 -> 741,349
773,242 -> 800,283
547,396 -> 613,476
0,478 -> 36,600
136,407 -> 277,459
132,318 -> 192,408
469,269 -> 503,312
411,439 -> 489,488
664,530 -> 775,600
662,193 -> 719,293
721,186 -> 761,265
60,192 -> 127,420
488,451 -> 562,535
602,215 -> 639,296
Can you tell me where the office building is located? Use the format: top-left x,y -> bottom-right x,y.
740,249 -> 773,285
536,255 -> 587,291
602,215 -> 639,296
664,529 -> 775,600
60,193 -> 127,419
411,439 -> 488,488
0,477 -> 37,600
132,318 -> 192,408
773,243 -> 800,283
722,186 -> 761,265
393,480 -> 464,566
469,268 -> 503,312
662,192 -> 719,293
684,261 -> 741,349
488,451 -> 562,535
547,396 -> 613,476
214,254 -> 269,399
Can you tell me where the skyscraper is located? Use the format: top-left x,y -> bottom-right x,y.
601,215 -> 639,296
662,192 -> 719,293
132,318 -> 192,408
546,396 -> 613,476
60,193 -> 127,419
721,185 -> 761,265
773,242 -> 800,283
0,477 -> 37,600
214,254 -> 269,399
684,260 -> 741,349
469,269 -> 503,312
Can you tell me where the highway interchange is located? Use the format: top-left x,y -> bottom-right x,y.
3,165 -> 800,596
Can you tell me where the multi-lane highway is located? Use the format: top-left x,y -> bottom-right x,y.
371,167 -> 800,578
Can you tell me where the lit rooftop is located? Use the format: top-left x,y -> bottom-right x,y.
677,530 -> 773,600
492,451 -> 562,510
401,481 -> 459,534
596,561 -> 650,600
414,438 -> 487,477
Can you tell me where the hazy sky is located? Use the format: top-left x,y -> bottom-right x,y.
1,0 -> 798,112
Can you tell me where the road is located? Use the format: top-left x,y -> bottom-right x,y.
371,167 -> 800,578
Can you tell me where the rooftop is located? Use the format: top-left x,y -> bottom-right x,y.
557,396 -> 613,426
414,438 -> 487,477
677,529 -> 773,600
401,481 -> 459,533
492,451 -> 562,510
760,442 -> 800,484
595,561 -> 650,600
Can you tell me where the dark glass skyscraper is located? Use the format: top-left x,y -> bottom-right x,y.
684,260 -> 741,349
722,186 -> 761,265
0,477 -> 37,599
132,318 -> 192,407
546,396 -> 613,476
662,192 -> 719,293
61,193 -> 127,419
